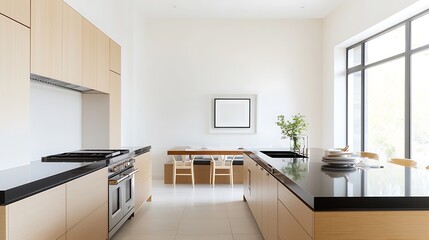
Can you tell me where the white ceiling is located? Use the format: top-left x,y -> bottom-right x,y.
134,0 -> 346,19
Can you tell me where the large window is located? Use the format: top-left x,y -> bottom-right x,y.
347,10 -> 429,163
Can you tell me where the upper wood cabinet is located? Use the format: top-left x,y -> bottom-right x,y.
0,0 -> 30,27
98,30 -> 110,93
82,18 -> 98,90
62,3 -> 82,86
109,71 -> 121,148
31,0 -> 63,80
109,39 -> 121,74
0,15 -> 30,173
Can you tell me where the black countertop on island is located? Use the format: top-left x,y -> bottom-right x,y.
246,148 -> 429,211
0,146 -> 151,205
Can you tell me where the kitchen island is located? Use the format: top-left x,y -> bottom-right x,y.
244,148 -> 429,240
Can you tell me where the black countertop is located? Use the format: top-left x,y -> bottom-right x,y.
246,148 -> 429,211
0,146 -> 151,205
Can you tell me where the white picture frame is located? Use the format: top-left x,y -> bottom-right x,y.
214,98 -> 251,128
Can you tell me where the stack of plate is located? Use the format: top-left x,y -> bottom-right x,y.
322,149 -> 359,167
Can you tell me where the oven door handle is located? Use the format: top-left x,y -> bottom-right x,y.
108,168 -> 139,185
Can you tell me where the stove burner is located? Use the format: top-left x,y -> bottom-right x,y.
42,149 -> 130,162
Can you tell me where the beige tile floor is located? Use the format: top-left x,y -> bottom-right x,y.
111,180 -> 263,240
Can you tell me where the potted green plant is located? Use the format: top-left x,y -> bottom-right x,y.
275,114 -> 308,154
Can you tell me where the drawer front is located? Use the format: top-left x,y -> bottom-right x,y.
66,168 -> 108,230
8,185 -> 66,240
67,202 -> 108,240
278,183 -> 313,238
278,200 -> 312,240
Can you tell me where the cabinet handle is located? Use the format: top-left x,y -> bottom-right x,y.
266,173 -> 269,176
260,167 -> 263,170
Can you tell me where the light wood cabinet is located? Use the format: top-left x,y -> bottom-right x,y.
8,185 -> 66,240
135,152 -> 152,212
66,202 -> 108,240
0,206 -> 6,240
82,18 -> 98,90
62,2 -> 82,86
262,171 -> 277,240
98,30 -> 110,93
0,15 -> 30,172
109,39 -> 121,74
109,71 -> 121,148
243,155 -> 277,239
31,0 -> 62,80
0,0 -> 30,26
278,199 -> 312,240
66,168 -> 107,230
278,181 -> 314,238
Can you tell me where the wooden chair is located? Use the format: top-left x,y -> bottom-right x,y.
360,152 -> 379,160
389,158 -> 417,168
172,155 -> 195,187
210,155 -> 235,187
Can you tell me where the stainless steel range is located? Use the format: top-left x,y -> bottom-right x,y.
107,154 -> 139,239
42,149 -> 138,239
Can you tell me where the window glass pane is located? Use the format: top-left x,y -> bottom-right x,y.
365,25 -> 405,65
348,46 -> 362,68
411,49 -> 429,166
411,13 -> 429,49
347,72 -> 362,152
365,58 -> 405,160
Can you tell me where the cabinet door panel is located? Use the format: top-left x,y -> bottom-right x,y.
66,168 -> 107,230
109,71 -> 121,148
0,0 -> 30,26
278,183 -> 313,237
0,206 -> 6,240
66,202 -> 108,240
278,200 -> 311,240
8,185 -> 66,240
31,0 -> 62,80
0,15 -> 30,171
82,18 -> 98,90
98,30 -> 110,93
243,155 -> 251,201
109,39 -> 121,74
63,2 -> 82,86
135,152 -> 152,212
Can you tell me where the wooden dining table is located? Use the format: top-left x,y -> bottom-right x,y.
167,148 -> 244,156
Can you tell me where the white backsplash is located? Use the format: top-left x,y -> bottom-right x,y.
30,81 -> 82,160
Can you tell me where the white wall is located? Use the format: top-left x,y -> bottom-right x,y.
143,19 -> 323,178
321,0 -> 427,149
29,81 -> 82,159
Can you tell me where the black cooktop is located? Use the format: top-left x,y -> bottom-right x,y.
42,149 -> 130,162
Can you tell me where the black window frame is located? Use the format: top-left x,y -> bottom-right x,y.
346,9 -> 429,158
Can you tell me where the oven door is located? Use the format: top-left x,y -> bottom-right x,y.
108,168 -> 138,231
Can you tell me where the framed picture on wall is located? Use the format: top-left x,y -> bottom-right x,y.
214,98 -> 251,128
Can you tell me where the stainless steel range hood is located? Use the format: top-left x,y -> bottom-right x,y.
30,73 -> 95,92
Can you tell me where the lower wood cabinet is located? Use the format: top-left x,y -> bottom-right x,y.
261,171 -> 277,240
7,185 -> 66,240
278,199 -> 312,240
66,202 -> 108,240
243,154 -> 277,240
135,151 -> 152,213
0,168 -> 108,240
66,168 -> 108,230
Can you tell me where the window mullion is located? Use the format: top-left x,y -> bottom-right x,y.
405,20 -> 412,159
